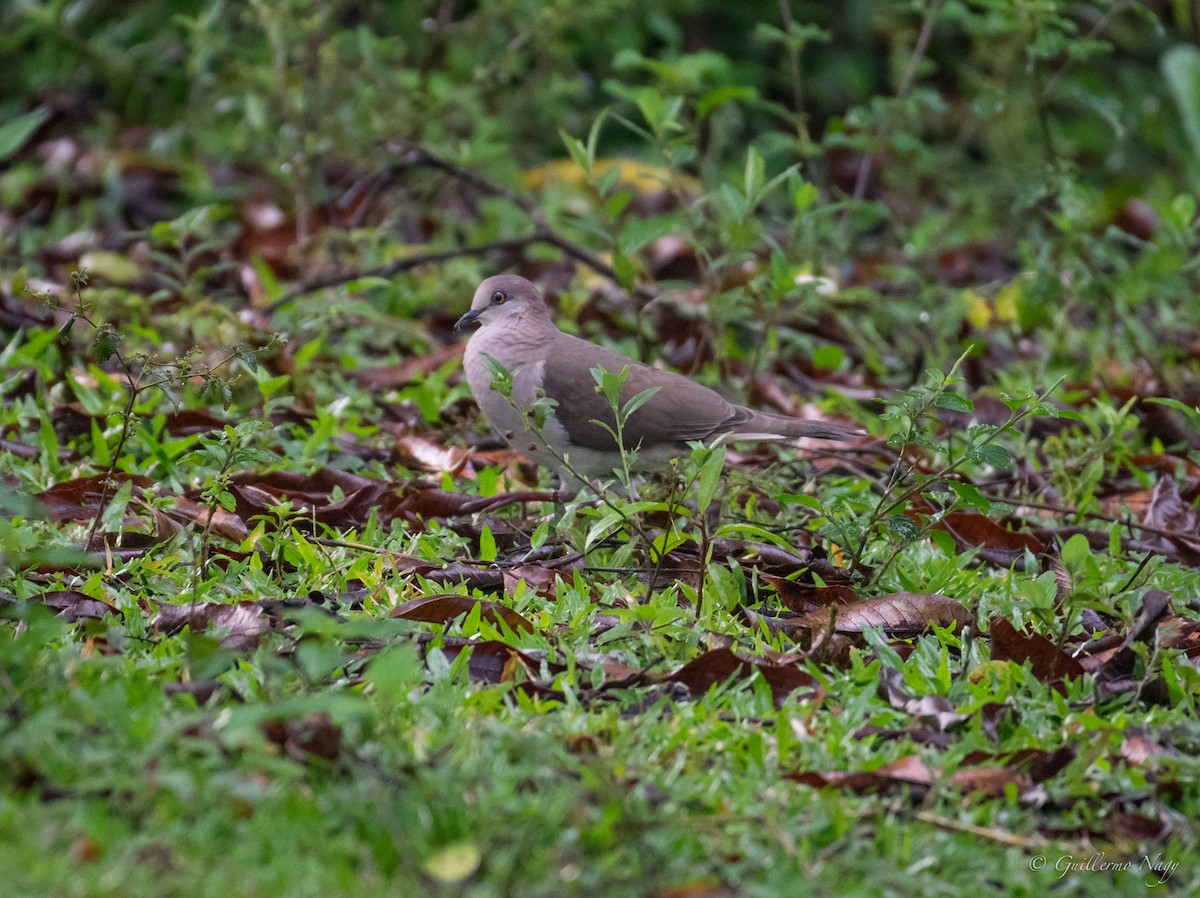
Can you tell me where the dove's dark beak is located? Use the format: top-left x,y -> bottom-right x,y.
454,309 -> 482,334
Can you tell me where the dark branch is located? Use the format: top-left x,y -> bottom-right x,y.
268,142 -> 660,313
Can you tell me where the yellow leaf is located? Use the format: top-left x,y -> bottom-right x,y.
523,158 -> 699,196
993,280 -> 1021,323
964,290 -> 992,329
422,843 -> 481,884
78,251 -> 139,286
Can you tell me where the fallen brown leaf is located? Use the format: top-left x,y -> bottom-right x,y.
789,592 -> 972,635
390,593 -> 535,633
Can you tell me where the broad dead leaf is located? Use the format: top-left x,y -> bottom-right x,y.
34,474 -> 152,521
989,617 -> 1083,690
790,592 -> 971,635
665,648 -> 822,706
390,593 -> 535,633
151,601 -> 270,651
35,589 -> 120,621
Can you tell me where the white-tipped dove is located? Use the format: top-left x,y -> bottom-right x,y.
455,275 -> 855,483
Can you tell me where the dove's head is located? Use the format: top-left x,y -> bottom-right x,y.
454,275 -> 553,335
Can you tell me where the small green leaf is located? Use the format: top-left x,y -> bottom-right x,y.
612,250 -> 636,289
476,466 -> 499,499
618,214 -> 679,255
100,479 -> 135,533
779,492 -> 822,511
935,392 -> 974,413
482,355 -> 515,398
1061,532 -> 1091,570
594,164 -> 622,198
811,345 -> 844,370
947,481 -> 990,512
93,324 -> 121,363
793,181 -> 819,210
929,528 -> 957,555
560,129 -> 590,175
0,107 -> 48,162
743,145 -> 765,199
479,524 -> 496,562
530,519 -> 550,551
695,444 -> 726,513
974,443 -> 1012,469
887,514 -> 921,542
592,366 -> 627,407
696,85 -> 756,119
88,417 -> 109,467
621,386 -> 661,419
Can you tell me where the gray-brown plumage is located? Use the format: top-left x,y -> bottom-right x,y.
455,275 -> 855,483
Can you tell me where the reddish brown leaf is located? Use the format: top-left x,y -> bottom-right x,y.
989,617 -> 1084,689
379,485 -> 556,527
380,486 -> 479,523
1109,811 -> 1172,843
1161,617 -> 1200,657
958,746 -> 1075,784
163,409 -> 228,436
946,765 -> 1022,797
164,680 -> 222,704
933,511 -> 1046,563
390,593 -> 535,633
877,666 -> 968,731
665,648 -> 821,706
34,474 -> 152,521
1145,476 -> 1198,533
979,701 -> 1012,742
1087,589 -> 1173,695
1128,453 -> 1200,492
87,530 -> 163,560
653,882 -> 736,898
503,564 -> 566,599
353,342 -> 465,390
1112,197 -> 1159,240
260,712 -> 341,761
434,638 -> 554,686
68,835 -> 103,864
36,589 -> 119,622
224,468 -> 390,530
760,574 -> 856,614
393,435 -> 470,475
1120,728 -> 1175,766
387,554 -> 504,592
790,755 -> 934,795
164,496 -> 249,543
151,601 -> 269,650
0,437 -> 46,460
790,592 -> 971,635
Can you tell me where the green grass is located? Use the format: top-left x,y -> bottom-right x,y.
5,1 -> 1200,894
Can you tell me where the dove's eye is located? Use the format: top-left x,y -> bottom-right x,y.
491,291 -> 507,305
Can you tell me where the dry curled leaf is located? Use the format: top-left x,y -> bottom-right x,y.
665,648 -> 822,706
390,593 -> 535,633
790,592 -> 972,635
989,617 -> 1083,690
151,601 -> 270,651
35,589 -> 120,622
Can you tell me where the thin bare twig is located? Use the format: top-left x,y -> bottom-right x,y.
267,235 -> 540,313
269,142 -> 660,313
852,0 -> 944,201
777,0 -> 807,140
